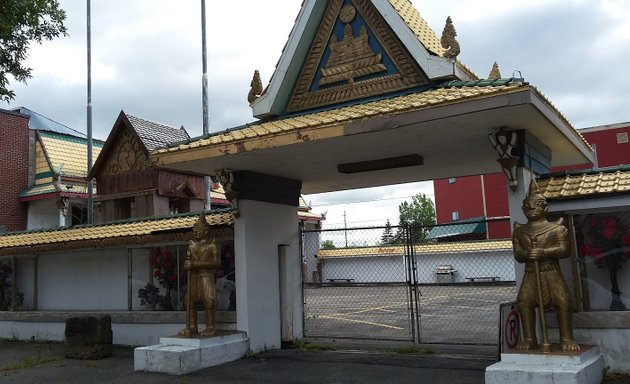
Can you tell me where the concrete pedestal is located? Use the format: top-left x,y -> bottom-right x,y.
134,331 -> 249,375
486,345 -> 604,384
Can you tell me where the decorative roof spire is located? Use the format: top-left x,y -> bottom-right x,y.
488,62 -> 501,80
440,16 -> 460,60
247,70 -> 263,105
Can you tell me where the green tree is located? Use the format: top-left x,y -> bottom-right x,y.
394,193 -> 436,243
380,219 -> 396,245
320,240 -> 336,249
0,0 -> 67,101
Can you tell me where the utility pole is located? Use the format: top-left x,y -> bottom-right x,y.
201,0 -> 211,211
343,211 -> 348,247
86,0 -> 94,224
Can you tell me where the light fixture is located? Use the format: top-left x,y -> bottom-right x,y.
489,128 -> 520,191
338,154 -> 423,174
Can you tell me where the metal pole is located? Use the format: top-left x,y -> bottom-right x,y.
531,235 -> 551,353
86,0 -> 94,224
201,0 -> 211,211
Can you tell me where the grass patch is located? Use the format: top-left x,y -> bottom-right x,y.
0,354 -> 59,372
243,349 -> 261,359
603,368 -> 630,383
292,339 -> 335,352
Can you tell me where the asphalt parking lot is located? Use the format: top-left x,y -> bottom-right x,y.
304,284 -> 517,345
0,340 -> 496,384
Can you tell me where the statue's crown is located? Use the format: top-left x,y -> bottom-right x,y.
193,213 -> 211,231
525,179 -> 546,202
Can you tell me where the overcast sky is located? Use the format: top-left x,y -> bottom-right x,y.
6,0 -> 630,229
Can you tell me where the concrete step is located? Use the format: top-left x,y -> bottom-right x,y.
134,331 -> 249,375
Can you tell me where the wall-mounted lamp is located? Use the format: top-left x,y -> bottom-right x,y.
338,154 -> 423,174
489,128 -> 520,191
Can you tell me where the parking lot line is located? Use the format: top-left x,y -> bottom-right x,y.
320,315 -> 405,330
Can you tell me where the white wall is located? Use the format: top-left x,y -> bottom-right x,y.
322,256 -> 406,283
302,230 -> 321,283
320,249 -> 516,284
38,248 -> 128,310
27,199 -> 59,230
0,321 -> 219,346
235,200 -> 301,351
16,257 -> 36,310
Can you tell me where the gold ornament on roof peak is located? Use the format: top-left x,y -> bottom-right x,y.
440,16 -> 460,60
488,62 -> 501,80
248,70 -> 263,105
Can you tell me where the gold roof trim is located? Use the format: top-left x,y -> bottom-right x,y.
538,170 -> 630,200
153,83 -> 526,159
318,240 -> 512,258
0,212 -> 234,256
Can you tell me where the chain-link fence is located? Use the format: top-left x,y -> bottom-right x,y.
301,218 -> 517,345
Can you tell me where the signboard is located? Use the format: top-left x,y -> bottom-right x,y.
498,301 -> 521,359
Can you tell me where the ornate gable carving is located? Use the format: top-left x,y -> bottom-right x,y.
287,0 -> 429,113
101,127 -> 152,176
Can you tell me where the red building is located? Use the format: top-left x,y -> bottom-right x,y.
433,122 -> 630,239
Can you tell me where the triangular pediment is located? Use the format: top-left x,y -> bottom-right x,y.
251,0 -> 476,119
287,0 -> 429,113
99,126 -> 152,177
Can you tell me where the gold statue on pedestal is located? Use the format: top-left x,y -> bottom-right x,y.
513,179 -> 580,353
178,213 -> 221,337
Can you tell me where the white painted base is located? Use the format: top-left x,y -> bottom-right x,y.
134,331 -> 249,375
485,345 -> 604,384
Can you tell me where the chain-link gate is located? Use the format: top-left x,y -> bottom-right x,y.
301,219 -> 517,345
301,225 -> 418,342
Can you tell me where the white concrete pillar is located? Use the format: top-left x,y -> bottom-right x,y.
228,171 -> 303,352
505,129 -> 554,286
234,200 -> 301,351
506,167 -> 536,285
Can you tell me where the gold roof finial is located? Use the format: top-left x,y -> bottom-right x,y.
440,16 -> 460,60
488,62 -> 501,80
247,70 -> 263,105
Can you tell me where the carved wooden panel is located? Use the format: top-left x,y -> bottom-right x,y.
101,128 -> 152,176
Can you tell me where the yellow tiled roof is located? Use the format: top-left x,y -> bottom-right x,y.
298,210 -> 323,220
389,0 -> 444,57
318,240 -> 512,258
0,211 -> 234,256
35,140 -> 50,179
39,132 -> 103,178
155,83 -> 526,155
18,182 -> 91,198
539,169 -> 630,200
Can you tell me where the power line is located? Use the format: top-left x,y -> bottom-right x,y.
324,217 -> 398,227
308,193 -> 435,207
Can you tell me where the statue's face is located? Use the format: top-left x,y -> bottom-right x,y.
192,224 -> 208,239
523,198 -> 547,220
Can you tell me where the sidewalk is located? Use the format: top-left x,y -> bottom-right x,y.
0,340 -> 495,384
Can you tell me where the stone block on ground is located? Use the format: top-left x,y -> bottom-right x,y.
64,315 -> 113,360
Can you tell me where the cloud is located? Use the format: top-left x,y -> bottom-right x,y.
4,0 -> 630,228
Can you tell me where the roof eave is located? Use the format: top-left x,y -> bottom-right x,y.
251,0 -> 325,119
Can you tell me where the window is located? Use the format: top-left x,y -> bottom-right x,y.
71,206 -> 88,225
448,178 -> 457,184
114,197 -> 135,220
452,211 -> 460,221
169,198 -> 190,214
617,132 -> 629,144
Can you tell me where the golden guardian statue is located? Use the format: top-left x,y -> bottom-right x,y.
513,179 -> 579,353
178,213 -> 221,337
